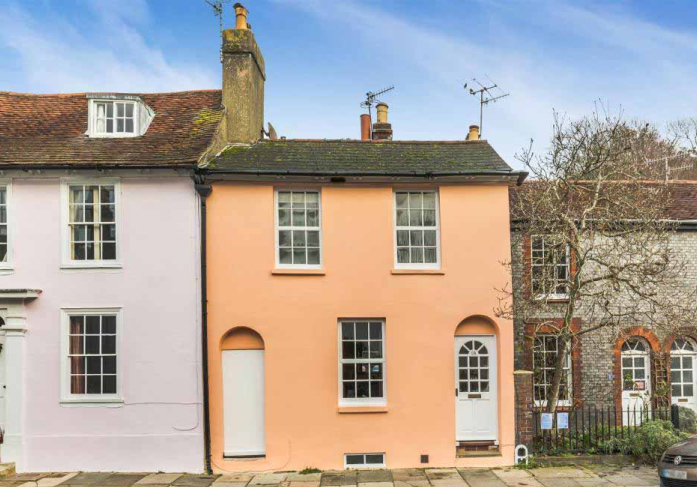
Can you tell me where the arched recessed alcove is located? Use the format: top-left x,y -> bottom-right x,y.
454,314 -> 498,336
221,326 -> 266,458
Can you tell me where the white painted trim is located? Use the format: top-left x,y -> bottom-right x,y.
87,99 -> 142,138
392,189 -> 441,270
60,178 -> 122,269
59,307 -> 123,405
273,188 -> 323,270
343,453 -> 386,469
0,180 -> 13,272
337,320 -> 387,408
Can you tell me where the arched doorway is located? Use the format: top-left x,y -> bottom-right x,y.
221,327 -> 265,457
671,338 -> 697,412
621,337 -> 651,425
454,316 -> 498,444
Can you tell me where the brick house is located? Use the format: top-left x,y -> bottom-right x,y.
510,181 -> 697,446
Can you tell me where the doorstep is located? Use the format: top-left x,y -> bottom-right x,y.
456,441 -> 500,458
0,463 -> 15,477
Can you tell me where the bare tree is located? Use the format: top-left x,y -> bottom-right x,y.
498,109 -> 697,413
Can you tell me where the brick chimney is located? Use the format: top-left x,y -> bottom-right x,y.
371,103 -> 393,140
221,3 -> 266,144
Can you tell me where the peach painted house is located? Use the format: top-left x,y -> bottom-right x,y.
198,7 -> 527,471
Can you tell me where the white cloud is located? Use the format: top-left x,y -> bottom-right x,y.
0,1 -> 216,94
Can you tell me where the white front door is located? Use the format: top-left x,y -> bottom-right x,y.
222,349 -> 265,457
455,335 -> 498,442
621,338 -> 651,426
0,331 -> 4,432
671,338 -> 697,412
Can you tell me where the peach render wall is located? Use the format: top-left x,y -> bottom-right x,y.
206,182 -> 515,471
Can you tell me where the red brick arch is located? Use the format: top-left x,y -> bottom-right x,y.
612,327 -> 661,411
663,328 -> 697,353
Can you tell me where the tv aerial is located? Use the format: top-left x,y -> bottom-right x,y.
360,86 -> 394,121
205,0 -> 234,63
463,76 -> 509,137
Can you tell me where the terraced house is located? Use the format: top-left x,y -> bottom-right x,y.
198,6 -> 526,472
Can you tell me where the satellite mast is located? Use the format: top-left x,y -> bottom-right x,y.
205,0 -> 233,63
360,86 -> 394,139
463,76 -> 509,137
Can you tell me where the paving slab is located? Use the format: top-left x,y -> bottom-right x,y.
491,469 -> 531,481
458,469 -> 506,487
531,467 -> 591,479
172,475 -> 220,487
137,474 -> 184,485
600,474 -> 655,486
425,469 -> 462,481
28,473 -> 79,487
356,483 -> 392,487
538,479 -> 583,487
321,472 -> 356,487
429,481 -> 467,487
393,481 -> 429,487
357,471 -> 392,483
3,474 -> 50,482
214,483 -> 252,487
287,482 -> 320,487
101,474 -> 150,486
61,472 -> 113,485
249,474 -> 289,486
391,471 -> 426,482
573,480 -> 612,487
287,473 -> 321,482
215,474 -> 254,484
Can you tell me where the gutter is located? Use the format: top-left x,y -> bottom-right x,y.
202,168 -> 529,185
0,163 -> 196,171
193,175 -> 213,475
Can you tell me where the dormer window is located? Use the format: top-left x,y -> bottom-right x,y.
95,101 -> 135,135
86,95 -> 153,138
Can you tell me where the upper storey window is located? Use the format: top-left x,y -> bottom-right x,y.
86,95 -> 153,138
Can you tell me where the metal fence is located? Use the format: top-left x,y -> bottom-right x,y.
529,404 -> 681,455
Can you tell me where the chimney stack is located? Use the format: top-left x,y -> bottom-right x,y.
371,103 -> 393,140
360,114 -> 371,141
467,125 -> 480,141
222,3 -> 266,144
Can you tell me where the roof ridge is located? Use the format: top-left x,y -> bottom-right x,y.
259,138 -> 490,145
0,89 -> 222,97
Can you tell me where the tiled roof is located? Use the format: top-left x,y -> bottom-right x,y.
0,90 -> 223,167
510,180 -> 697,222
206,139 -> 519,176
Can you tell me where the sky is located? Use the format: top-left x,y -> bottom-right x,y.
2,0 -> 697,170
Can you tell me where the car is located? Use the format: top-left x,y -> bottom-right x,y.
659,437 -> 697,486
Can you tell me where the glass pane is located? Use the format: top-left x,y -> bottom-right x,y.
292,248 -> 306,264
101,204 -> 115,222
357,363 -> 369,380
411,248 -> 424,263
409,192 -> 423,208
102,315 -> 116,334
117,119 -> 124,132
634,357 -> 645,367
278,230 -> 291,247
71,375 -> 85,394
396,230 -> 410,246
423,210 -> 436,227
106,103 -> 113,117
292,192 -> 305,207
424,248 -> 437,264
307,249 -> 320,265
86,375 -> 101,394
103,375 -> 117,394
125,103 -> 134,117
686,384 -> 694,397
685,370 -> 693,382
370,322 -> 382,339
278,192 -> 291,208
116,103 -> 124,117
370,381 -> 383,398
125,119 -> 134,133
307,231 -> 319,247
102,335 -> 116,354
342,341 -> 355,359
424,230 -> 437,246
460,381 -> 468,392
103,356 -> 117,374
370,341 -> 382,359
292,210 -> 305,226
471,382 -> 479,392
684,357 -> 692,368
481,356 -> 488,367
356,381 -> 369,398
306,209 -> 319,227
356,322 -> 369,340
86,356 -> 101,374
366,454 -> 384,465
672,357 -> 681,368
305,192 -> 319,207
70,315 -> 84,334
410,230 -> 423,246
422,192 -> 436,209
86,316 -> 100,334
70,356 -> 84,374
343,382 -> 356,398
342,322 -> 354,340
292,230 -> 306,248
279,248 -> 292,264
397,248 -> 410,263
396,209 -> 408,226
370,363 -> 382,380
481,381 -> 489,392
673,384 -> 682,396
345,454 -> 362,465
102,224 -> 116,242
622,357 -> 632,368
409,209 -> 423,226
85,336 -> 100,354
342,364 -> 355,380
106,119 -> 114,133
395,193 -> 408,208
672,370 -> 681,382
356,341 -> 369,359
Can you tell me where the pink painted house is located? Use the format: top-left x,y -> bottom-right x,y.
0,91 -> 224,471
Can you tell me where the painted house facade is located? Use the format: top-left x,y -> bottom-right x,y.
199,9 -> 526,471
510,182 -> 697,446
0,90 -> 225,472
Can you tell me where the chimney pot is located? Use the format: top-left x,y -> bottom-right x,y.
372,103 -> 393,141
360,114 -> 371,141
468,124 -> 480,141
376,102 -> 388,123
234,3 -> 249,30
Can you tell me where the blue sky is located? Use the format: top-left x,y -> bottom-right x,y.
2,0 -> 697,169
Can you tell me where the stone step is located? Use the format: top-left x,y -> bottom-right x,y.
0,463 -> 16,477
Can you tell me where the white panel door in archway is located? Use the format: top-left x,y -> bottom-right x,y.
671,338 -> 697,413
222,349 -> 265,457
621,338 -> 651,426
455,335 -> 498,442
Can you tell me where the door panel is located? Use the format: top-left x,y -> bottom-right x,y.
621,351 -> 651,426
222,349 -> 265,457
671,353 -> 697,413
455,335 -> 498,442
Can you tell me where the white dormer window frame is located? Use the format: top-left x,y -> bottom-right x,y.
86,95 -> 152,138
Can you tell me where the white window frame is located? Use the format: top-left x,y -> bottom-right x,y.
0,181 -> 12,272
60,178 -> 122,269
344,453 -> 386,469
60,307 -> 123,406
531,235 -> 570,300
87,99 -> 140,138
670,338 -> 696,400
393,190 -> 441,270
338,320 -> 386,407
274,189 -> 322,270
533,334 -> 572,407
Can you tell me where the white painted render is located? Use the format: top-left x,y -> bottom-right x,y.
0,173 -> 203,472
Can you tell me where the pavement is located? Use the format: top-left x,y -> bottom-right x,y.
0,465 -> 660,487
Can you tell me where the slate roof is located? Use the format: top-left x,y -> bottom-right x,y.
206,139 -> 520,177
510,180 -> 697,222
0,90 -> 223,167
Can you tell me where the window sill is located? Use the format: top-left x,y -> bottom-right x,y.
60,398 -> 124,407
337,406 -> 389,414
0,267 -> 14,276
391,269 -> 445,275
61,262 -> 123,271
271,268 -> 325,276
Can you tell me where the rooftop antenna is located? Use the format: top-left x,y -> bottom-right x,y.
360,86 -> 394,139
205,0 -> 233,63
463,76 -> 509,137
